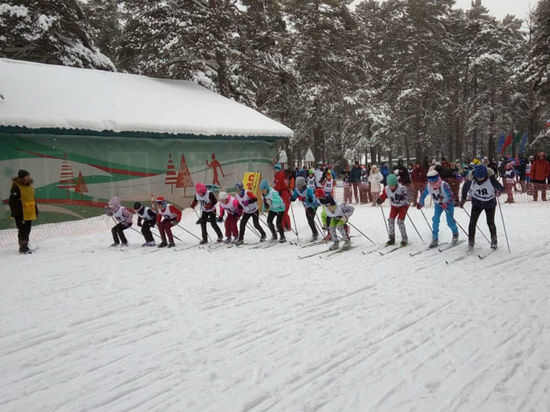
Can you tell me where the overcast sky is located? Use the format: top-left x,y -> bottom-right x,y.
350,0 -> 539,22
453,0 -> 538,21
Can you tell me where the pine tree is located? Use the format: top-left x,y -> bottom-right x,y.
0,0 -> 115,70
58,153 -> 76,199
164,153 -> 178,194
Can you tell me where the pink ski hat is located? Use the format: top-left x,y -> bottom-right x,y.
506,161 -> 514,170
195,183 -> 207,195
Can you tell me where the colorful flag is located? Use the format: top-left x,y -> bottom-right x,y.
501,134 -> 512,154
512,132 -> 522,146
520,132 -> 528,154
497,132 -> 505,154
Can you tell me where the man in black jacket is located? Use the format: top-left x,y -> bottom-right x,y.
349,161 -> 362,204
8,169 -> 38,254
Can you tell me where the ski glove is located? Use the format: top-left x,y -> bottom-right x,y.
459,200 -> 465,208
441,203 -> 448,210
216,216 -> 223,223
416,203 -> 423,210
495,190 -> 502,197
376,198 -> 383,205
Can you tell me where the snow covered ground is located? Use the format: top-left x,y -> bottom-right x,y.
1,202 -> 549,411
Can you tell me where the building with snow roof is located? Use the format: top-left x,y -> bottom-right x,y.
0,59 -> 292,229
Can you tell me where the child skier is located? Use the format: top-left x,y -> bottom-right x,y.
291,176 -> 320,241
503,161 -> 516,203
460,164 -> 504,251
155,196 -> 182,248
376,174 -> 410,246
368,165 -> 383,206
260,179 -> 287,243
319,195 -> 354,250
134,201 -> 157,246
417,170 -> 459,248
235,182 -> 266,245
217,191 -> 242,244
104,196 -> 133,247
191,182 -> 223,244
322,168 -> 335,197
343,171 -> 352,203
306,169 -> 316,189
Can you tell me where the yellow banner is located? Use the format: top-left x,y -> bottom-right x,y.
242,172 -> 261,193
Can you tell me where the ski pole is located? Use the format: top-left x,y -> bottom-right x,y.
462,206 -> 491,245
379,205 -> 389,236
246,221 -> 261,238
289,202 -> 299,240
419,208 -> 432,232
177,224 -> 202,241
192,207 -> 211,243
497,197 -> 511,253
406,212 -> 425,244
347,222 -> 375,244
443,208 -> 468,237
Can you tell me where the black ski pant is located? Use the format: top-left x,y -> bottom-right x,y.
15,218 -> 32,250
267,210 -> 285,239
468,205 -> 496,245
141,220 -> 155,243
200,211 -> 223,241
112,223 -> 131,244
305,207 -> 318,237
239,211 -> 266,241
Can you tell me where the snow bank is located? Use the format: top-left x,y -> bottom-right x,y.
0,59 -> 293,139
0,202 -> 549,410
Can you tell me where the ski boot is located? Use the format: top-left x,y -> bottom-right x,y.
217,237 -> 223,243
224,237 -> 232,244
235,239 -> 244,246
452,233 -> 459,245
490,236 -> 498,250
466,241 -> 474,254
142,241 -> 155,247
279,236 -> 286,243
110,242 -> 119,247
120,243 -> 128,247
271,235 -> 278,242
311,234 -> 318,242
400,240 -> 408,247
329,241 -> 339,251
386,236 -> 395,246
158,241 -> 168,248
428,238 -> 438,248
168,241 -> 176,248
260,235 -> 266,242
18,244 -> 31,254
199,239 -> 208,245
342,238 -> 351,250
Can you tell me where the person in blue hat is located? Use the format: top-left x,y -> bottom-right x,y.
417,170 -> 459,248
260,179 -> 286,243
461,164 -> 504,252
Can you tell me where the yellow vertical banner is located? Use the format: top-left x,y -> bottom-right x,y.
242,172 -> 262,210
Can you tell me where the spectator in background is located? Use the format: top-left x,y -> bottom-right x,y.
530,152 -> 550,201
411,162 -> 427,206
368,165 -> 383,206
350,161 -> 362,204
8,169 -> 38,254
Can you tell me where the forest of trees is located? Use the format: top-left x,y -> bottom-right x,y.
1,0 -> 550,169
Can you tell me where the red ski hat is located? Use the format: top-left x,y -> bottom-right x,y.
156,196 -> 166,203
195,183 -> 207,195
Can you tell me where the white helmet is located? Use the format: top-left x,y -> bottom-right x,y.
218,191 -> 228,201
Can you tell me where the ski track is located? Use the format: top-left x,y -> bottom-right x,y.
0,203 -> 549,411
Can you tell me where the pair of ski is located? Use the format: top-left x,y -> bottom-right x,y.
408,240 -> 464,257
445,247 -> 497,264
298,246 -> 353,259
360,243 -> 406,256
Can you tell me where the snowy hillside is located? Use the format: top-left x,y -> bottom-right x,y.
1,202 -> 549,411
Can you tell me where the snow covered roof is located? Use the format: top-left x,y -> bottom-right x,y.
0,59 -> 293,140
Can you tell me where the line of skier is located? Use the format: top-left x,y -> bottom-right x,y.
104,162 -> 505,255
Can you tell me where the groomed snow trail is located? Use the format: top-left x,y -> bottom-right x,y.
1,204 -> 549,411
